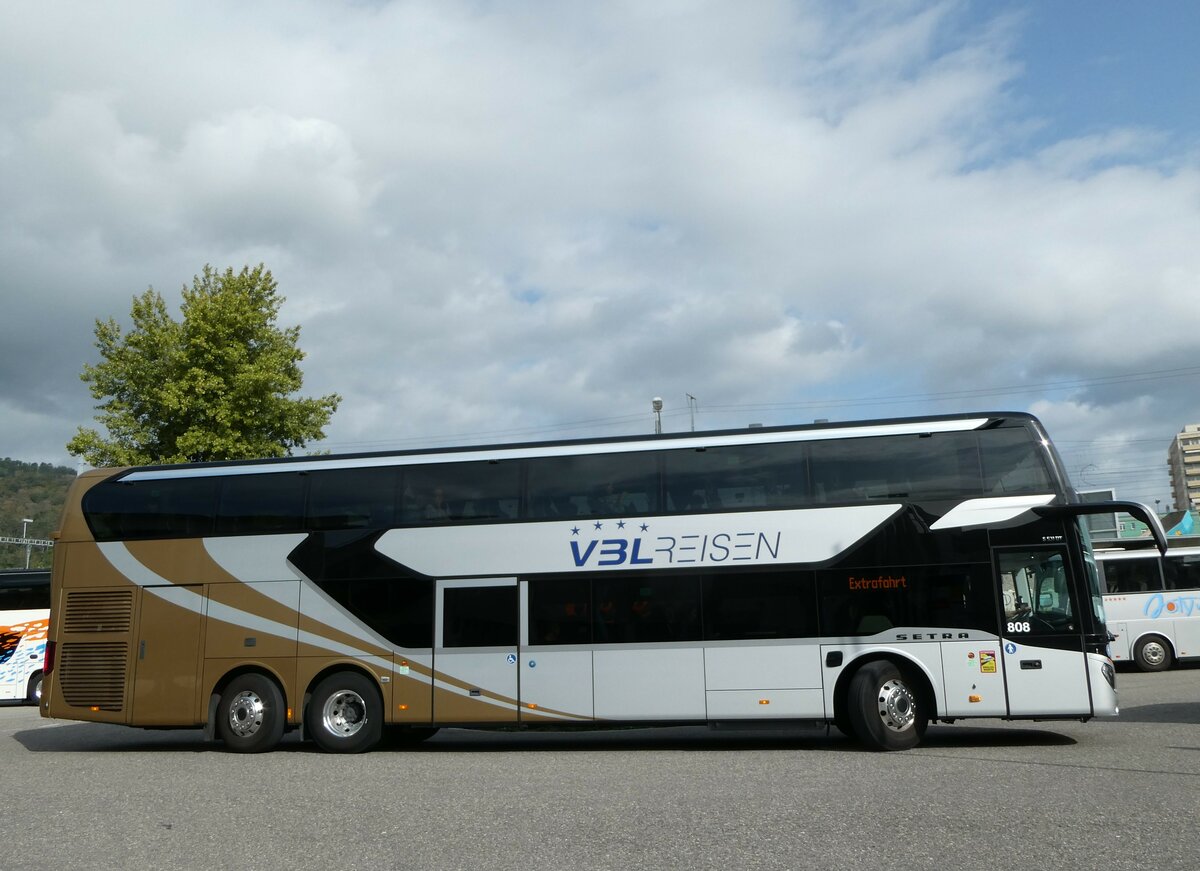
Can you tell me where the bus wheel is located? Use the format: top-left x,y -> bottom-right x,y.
307,672 -> 383,754
847,661 -> 925,751
217,673 -> 286,753
1133,636 -> 1172,672
26,671 -> 43,705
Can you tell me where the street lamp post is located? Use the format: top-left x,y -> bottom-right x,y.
652,397 -> 663,435
22,518 -> 33,569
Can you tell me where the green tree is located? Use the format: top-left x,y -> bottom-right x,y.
68,265 -> 341,466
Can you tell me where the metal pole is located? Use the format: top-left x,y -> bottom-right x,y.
22,518 -> 33,569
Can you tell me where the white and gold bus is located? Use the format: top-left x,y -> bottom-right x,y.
1097,543 -> 1200,671
40,412 -> 1163,752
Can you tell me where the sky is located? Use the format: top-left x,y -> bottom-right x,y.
1,0 -> 1198,514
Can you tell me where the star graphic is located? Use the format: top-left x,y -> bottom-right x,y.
593,521 -> 603,530
640,523 -> 649,532
571,526 -> 580,536
617,520 -> 626,529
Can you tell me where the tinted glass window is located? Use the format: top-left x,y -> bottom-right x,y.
592,575 -> 700,643
980,427 -> 1054,494
442,585 -> 517,647
528,578 -> 592,645
315,576 -> 433,648
818,565 -> 996,636
84,476 -> 219,540
400,461 -> 520,524
307,467 -> 398,530
1163,555 -> 1200,591
0,582 -> 50,610
1099,558 -> 1163,594
702,571 -> 817,640
216,473 -> 307,534
527,452 -> 659,520
664,444 -> 809,512
809,432 -> 983,503
996,550 -> 1075,633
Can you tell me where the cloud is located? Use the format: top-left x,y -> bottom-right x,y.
0,1 -> 1195,507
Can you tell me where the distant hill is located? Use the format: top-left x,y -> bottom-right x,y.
0,458 -> 77,569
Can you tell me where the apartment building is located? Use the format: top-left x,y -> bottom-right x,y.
1168,423 -> 1200,510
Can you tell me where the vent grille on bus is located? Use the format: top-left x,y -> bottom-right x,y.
63,590 -> 134,634
58,642 -> 127,711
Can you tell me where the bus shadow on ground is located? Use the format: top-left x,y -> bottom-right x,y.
1115,702 -> 1200,725
389,723 -> 1077,752
13,722 -> 1076,754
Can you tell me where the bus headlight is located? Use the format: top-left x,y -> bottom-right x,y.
1101,661 -> 1115,689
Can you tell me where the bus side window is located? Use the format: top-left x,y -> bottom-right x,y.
1102,559 -> 1163,594
1164,556 -> 1200,591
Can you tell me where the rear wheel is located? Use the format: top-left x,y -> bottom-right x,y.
1133,635 -> 1172,672
307,672 -> 383,754
846,661 -> 926,751
26,671 -> 43,705
216,673 -> 286,753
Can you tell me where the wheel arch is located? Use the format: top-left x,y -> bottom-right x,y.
301,662 -> 386,730
1130,630 -> 1177,671
1130,629 -> 1177,656
833,650 -> 939,726
204,663 -> 291,740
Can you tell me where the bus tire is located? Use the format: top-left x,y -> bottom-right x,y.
1133,635 -> 1172,672
847,660 -> 925,751
307,672 -> 383,754
26,671 -> 43,705
216,673 -> 286,753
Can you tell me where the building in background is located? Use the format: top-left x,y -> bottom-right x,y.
1168,423 -> 1200,510
1077,489 -> 1119,539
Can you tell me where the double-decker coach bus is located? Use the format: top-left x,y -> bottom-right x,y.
0,569 -> 51,705
1097,542 -> 1200,671
40,412 -> 1164,752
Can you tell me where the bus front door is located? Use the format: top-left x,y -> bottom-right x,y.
994,548 -> 1091,716
433,578 -> 519,723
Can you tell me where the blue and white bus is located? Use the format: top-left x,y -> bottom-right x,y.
1097,543 -> 1200,671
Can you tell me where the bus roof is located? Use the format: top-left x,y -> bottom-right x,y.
111,411 -> 1037,482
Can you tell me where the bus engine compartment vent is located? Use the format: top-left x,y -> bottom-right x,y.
63,590 -> 134,634
58,642 -> 127,711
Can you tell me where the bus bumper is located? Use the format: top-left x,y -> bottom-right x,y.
1088,652 -> 1119,717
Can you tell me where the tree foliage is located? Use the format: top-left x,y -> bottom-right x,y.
68,265 -> 341,466
0,458 -> 76,569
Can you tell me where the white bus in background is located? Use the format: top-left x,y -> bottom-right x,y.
1097,544 -> 1200,671
0,569 -> 51,704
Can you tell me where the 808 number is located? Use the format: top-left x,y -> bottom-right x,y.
1006,621 -> 1031,633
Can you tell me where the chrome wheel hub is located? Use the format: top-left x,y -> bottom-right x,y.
1142,641 -> 1166,667
227,690 -> 266,738
877,678 -> 916,733
322,690 -> 367,737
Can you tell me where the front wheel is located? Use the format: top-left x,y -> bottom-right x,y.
1133,635 -> 1172,672
216,673 -> 286,753
846,661 -> 926,751
307,672 -> 383,754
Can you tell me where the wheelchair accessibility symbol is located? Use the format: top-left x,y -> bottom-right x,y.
506,653 -> 517,664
